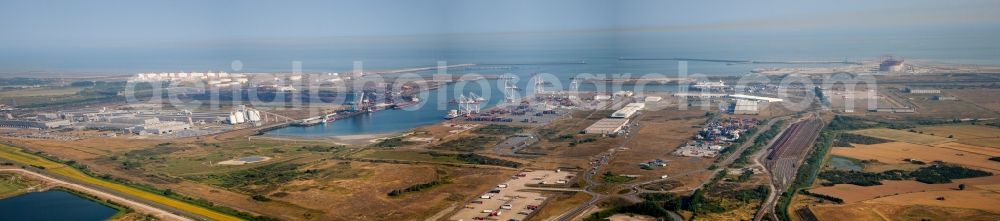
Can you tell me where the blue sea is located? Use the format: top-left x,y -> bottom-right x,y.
3,25 -> 998,137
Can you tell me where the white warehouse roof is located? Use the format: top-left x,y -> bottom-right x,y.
728,94 -> 783,102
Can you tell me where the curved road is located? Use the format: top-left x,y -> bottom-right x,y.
0,168 -> 192,221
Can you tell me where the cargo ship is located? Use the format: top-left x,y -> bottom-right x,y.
291,117 -> 324,127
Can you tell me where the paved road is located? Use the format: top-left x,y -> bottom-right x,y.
0,168 -> 192,221
554,110 -> 645,221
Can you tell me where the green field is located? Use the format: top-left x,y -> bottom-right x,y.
0,87 -> 83,97
0,173 -> 30,198
431,136 -> 498,152
355,150 -> 465,164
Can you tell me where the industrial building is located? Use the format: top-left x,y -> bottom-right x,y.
879,56 -> 905,72
226,105 -> 263,125
731,99 -> 759,115
906,88 -> 941,94
727,94 -> 783,102
76,116 -> 192,135
869,107 -> 916,113
140,121 -> 192,134
593,95 -> 611,100
610,103 -> 645,118
584,118 -> 630,135
934,96 -> 959,101
0,119 -> 72,129
644,96 -> 662,102
673,93 -> 727,98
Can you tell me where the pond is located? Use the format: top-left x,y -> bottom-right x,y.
239,156 -> 267,163
827,155 -> 864,171
0,189 -> 119,221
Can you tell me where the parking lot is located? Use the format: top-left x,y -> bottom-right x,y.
449,170 -> 575,221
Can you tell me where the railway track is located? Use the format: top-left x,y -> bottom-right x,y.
756,116 -> 824,221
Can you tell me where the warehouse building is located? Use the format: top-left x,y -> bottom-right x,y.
906,88 -> 941,94
727,94 -> 783,102
140,121 -> 192,135
934,96 -> 959,101
610,103 -> 645,118
730,99 -> 759,115
584,118 -> 630,135
0,119 -> 72,129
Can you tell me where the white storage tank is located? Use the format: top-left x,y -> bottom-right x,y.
247,110 -> 262,122
233,111 -> 246,124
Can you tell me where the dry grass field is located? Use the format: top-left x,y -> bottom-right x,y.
530,191 -> 592,220
913,124 -> 1000,148
946,88 -> 1000,112
849,128 -> 955,145
354,149 -> 465,164
867,189 -> 1000,213
933,142 -> 1000,156
830,142 -> 1000,172
6,137 -> 164,160
607,214 -> 657,221
892,89 -> 998,119
693,200 -> 759,221
606,112 -> 706,183
0,86 -> 83,97
826,89 -> 880,114
264,162 -> 511,221
2,123 -> 517,221
808,175 -> 1000,203
593,108 -> 717,193
807,202 -> 998,221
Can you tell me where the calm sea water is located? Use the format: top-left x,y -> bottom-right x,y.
262,26 -> 1000,137
4,25 -> 998,74
0,190 -> 118,221
4,26 -> 998,137
265,73 -> 683,137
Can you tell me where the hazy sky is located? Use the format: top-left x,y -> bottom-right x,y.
2,0 -> 999,50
